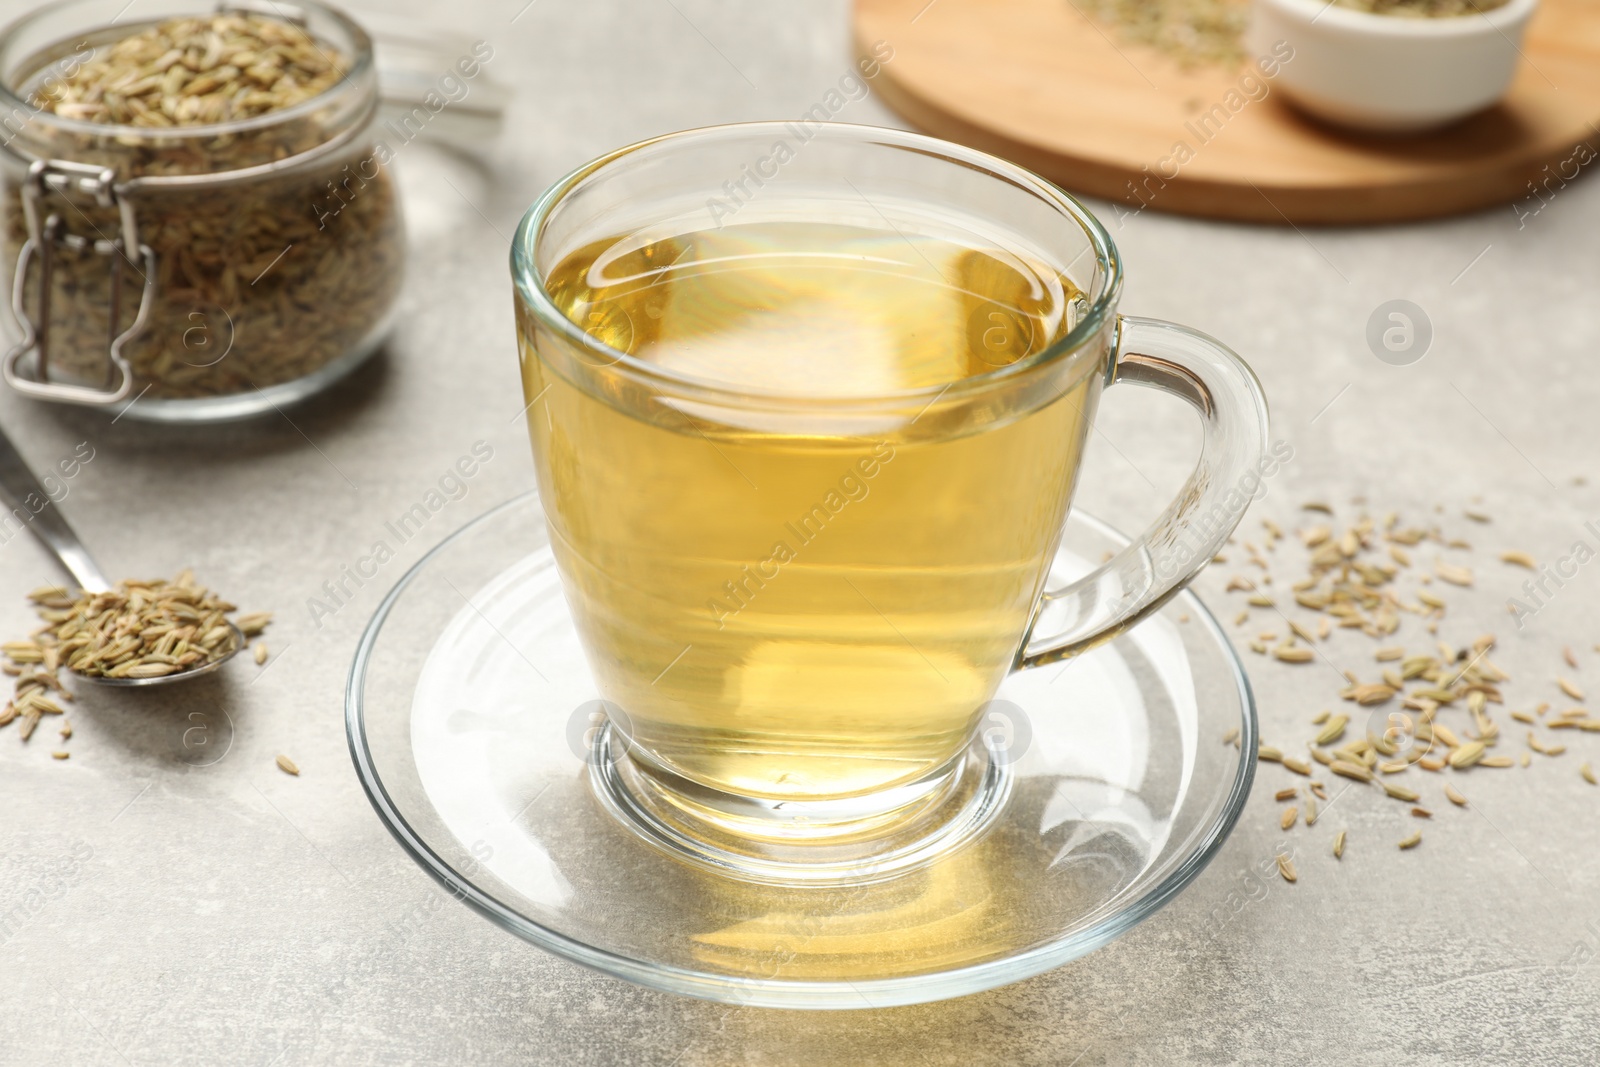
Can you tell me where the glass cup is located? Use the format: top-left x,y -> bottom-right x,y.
511,122 -> 1268,883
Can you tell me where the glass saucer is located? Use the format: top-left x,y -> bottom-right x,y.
345,492 -> 1257,1009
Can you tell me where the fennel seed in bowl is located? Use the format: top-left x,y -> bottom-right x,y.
1331,0 -> 1509,15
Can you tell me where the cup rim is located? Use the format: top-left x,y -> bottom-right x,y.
510,121 -> 1123,408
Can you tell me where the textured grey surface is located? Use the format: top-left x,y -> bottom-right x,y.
1,1 -> 1598,1064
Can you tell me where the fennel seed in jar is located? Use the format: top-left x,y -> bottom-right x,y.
0,9 -> 404,408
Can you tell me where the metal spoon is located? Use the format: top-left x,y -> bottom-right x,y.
0,423 -> 241,686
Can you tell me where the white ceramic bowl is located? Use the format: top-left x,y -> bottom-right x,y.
1248,0 -> 1540,132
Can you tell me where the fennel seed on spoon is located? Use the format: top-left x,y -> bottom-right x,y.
2,571 -> 272,750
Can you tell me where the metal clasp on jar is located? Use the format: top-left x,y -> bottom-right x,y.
2,158 -> 157,406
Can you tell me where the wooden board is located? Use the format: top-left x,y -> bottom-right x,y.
853,0 -> 1600,224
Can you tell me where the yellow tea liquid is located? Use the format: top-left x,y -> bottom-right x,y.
522,218 -> 1097,801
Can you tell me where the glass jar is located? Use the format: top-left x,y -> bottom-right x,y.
0,0 -> 404,422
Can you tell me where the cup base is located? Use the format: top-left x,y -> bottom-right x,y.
588,721 -> 1014,886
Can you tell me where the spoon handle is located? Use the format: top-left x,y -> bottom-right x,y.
0,425 -> 109,594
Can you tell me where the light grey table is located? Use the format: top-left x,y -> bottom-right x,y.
2,2 -> 1597,1063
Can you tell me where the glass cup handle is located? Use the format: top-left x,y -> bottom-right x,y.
1018,314 -> 1270,669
